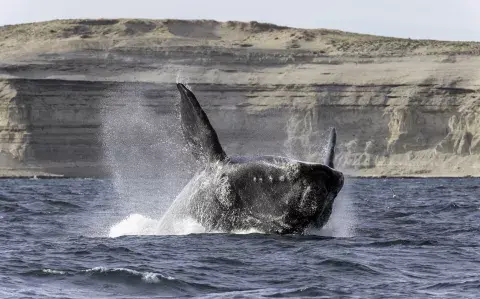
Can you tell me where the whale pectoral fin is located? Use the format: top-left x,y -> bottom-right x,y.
325,127 -> 336,168
176,83 -> 227,162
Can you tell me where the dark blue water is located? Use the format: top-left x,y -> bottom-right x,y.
1,178 -> 479,298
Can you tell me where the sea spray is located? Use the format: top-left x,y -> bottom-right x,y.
100,83 -> 194,236
108,214 -> 206,237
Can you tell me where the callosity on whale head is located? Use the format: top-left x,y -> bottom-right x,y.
175,83 -> 344,234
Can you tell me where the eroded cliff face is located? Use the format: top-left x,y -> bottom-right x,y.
0,19 -> 479,177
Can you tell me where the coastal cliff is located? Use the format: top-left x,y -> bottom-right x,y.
1,19 -> 480,177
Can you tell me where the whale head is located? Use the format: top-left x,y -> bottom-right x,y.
223,153 -> 344,234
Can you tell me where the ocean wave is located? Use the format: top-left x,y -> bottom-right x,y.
316,258 -> 382,275
42,268 -> 66,275
23,267 -> 175,284
199,287 -> 336,298
84,266 -> 175,284
22,269 -> 68,276
263,286 -> 336,298
366,239 -> 438,247
420,279 -> 480,290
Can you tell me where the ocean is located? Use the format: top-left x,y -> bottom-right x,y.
1,177 -> 479,298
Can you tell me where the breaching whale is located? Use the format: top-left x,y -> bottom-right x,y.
170,83 -> 344,234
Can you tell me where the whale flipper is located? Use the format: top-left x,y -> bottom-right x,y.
177,83 -> 227,162
325,127 -> 336,168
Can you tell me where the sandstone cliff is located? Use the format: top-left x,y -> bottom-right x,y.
0,19 -> 480,177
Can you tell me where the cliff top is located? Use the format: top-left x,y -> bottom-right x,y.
1,19 -> 480,58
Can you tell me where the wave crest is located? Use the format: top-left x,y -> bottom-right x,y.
84,267 -> 175,283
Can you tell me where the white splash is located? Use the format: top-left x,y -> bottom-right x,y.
99,81 -> 195,237
84,267 -> 175,282
108,214 -> 207,238
318,192 -> 356,237
231,228 -> 263,234
108,214 -> 159,237
42,269 -> 66,275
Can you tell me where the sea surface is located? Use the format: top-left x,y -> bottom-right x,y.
1,177 -> 479,298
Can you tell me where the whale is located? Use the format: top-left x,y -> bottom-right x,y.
167,83 -> 344,234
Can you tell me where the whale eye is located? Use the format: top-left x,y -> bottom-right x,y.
259,177 -> 263,183
269,176 -> 273,182
253,177 -> 257,182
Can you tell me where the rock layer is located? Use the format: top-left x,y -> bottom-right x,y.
0,19 -> 480,177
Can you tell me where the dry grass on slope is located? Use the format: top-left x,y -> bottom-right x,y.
1,19 -> 480,57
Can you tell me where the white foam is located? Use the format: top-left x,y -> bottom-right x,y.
172,217 -> 207,235
84,267 -> 175,282
85,266 -> 108,273
42,269 -> 65,275
142,272 -> 161,283
108,213 -> 207,237
231,228 -> 263,234
108,214 -> 159,237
